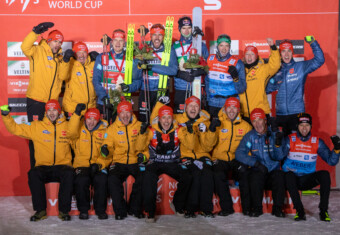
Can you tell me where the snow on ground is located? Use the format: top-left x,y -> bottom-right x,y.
1,191 -> 340,234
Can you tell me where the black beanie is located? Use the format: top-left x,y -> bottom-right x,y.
178,16 -> 192,30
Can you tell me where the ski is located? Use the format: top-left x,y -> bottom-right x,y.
124,24 -> 135,100
157,16 -> 174,98
192,7 -> 203,102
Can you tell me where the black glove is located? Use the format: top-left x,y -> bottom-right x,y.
0,105 -> 11,116
100,34 -> 112,44
254,161 -> 268,174
228,65 -> 239,82
185,121 -> 194,134
138,62 -> 153,70
331,135 -> 340,151
90,163 -> 100,177
120,83 -> 130,93
190,68 -> 207,77
32,22 -> 54,34
275,131 -> 284,147
63,49 -> 74,63
177,71 -> 194,82
158,96 -> 170,105
101,144 -> 109,158
192,26 -> 204,37
89,51 -> 99,62
140,122 -> 149,135
268,117 -> 278,132
102,97 -> 113,110
209,118 -> 221,132
137,153 -> 147,164
74,103 -> 86,116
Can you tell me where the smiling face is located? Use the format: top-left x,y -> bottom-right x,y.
225,106 -> 238,121
85,117 -> 99,131
281,48 -> 293,63
186,102 -> 200,119
112,37 -> 125,54
48,40 -> 62,54
151,33 -> 164,49
298,123 -> 311,137
118,110 -> 132,126
251,118 -> 267,135
159,115 -> 173,131
218,42 -> 230,57
46,109 -> 59,122
244,51 -> 257,65
76,51 -> 87,65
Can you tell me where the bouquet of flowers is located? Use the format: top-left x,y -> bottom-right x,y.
134,42 -> 155,61
181,54 -> 209,73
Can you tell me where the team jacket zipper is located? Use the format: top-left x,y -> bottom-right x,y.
48,56 -> 58,101
125,126 -> 130,164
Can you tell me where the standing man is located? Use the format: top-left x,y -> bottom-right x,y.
205,34 -> 246,117
239,38 -> 281,122
1,101 -> 73,221
267,36 -> 324,135
273,113 -> 340,221
100,101 -> 146,220
63,42 -> 99,118
21,22 -> 70,168
205,97 -> 252,216
172,16 -> 209,113
236,108 -> 285,218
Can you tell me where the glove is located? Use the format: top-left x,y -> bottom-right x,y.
74,103 -> 86,116
137,26 -> 149,35
89,51 -> 99,62
177,71 -> 194,82
63,49 -> 74,63
101,144 -> 109,158
181,158 -> 192,166
228,66 -> 239,82
331,135 -> 340,151
120,83 -> 130,93
158,96 -> 170,105
275,131 -> 284,147
254,161 -> 268,174
0,105 -> 11,116
140,122 -> 149,135
268,117 -> 278,132
100,34 -> 112,44
192,26 -> 204,37
102,97 -> 113,110
137,153 -> 147,164
90,163 -> 100,177
305,35 -> 315,44
185,121 -> 194,134
209,118 -> 221,132
32,22 -> 54,34
198,122 -> 207,133
138,62 -> 152,70
190,68 -> 207,77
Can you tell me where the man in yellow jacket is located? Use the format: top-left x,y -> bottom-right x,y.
1,100 -> 73,221
67,104 -> 110,220
239,38 -> 281,122
62,42 -> 99,118
205,97 -> 252,216
100,101 -> 146,220
136,103 -> 194,222
21,22 -> 71,168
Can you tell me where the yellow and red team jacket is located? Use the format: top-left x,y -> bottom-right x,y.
62,57 -> 97,114
239,49 -> 281,117
205,108 -> 252,162
67,114 -> 110,169
1,113 -> 72,167
101,114 -> 145,166
21,31 -> 69,103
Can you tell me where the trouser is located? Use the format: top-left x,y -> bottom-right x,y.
213,159 -> 250,212
143,162 -> 192,215
276,114 -> 299,136
26,98 -> 46,168
108,163 -> 144,216
285,170 -> 330,211
28,165 -> 74,213
74,167 -> 108,214
138,90 -> 158,123
97,104 -> 116,124
185,157 -> 214,213
207,105 -> 221,118
249,169 -> 285,213
174,90 -> 187,114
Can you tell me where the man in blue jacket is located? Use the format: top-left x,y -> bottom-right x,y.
236,108 -> 285,217
267,36 -> 324,135
273,113 -> 340,222
172,16 -> 209,113
205,34 -> 246,117
130,23 -> 178,122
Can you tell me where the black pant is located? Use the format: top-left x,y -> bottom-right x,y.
143,162 -> 192,215
213,159 -> 250,212
276,114 -> 299,136
174,90 -> 188,114
185,157 -> 214,213
207,105 -> 221,118
97,104 -> 116,124
285,170 -> 330,211
248,169 -> 285,213
138,90 -> 158,123
28,165 -> 74,213
74,167 -> 108,214
26,98 -> 46,168
108,163 -> 144,216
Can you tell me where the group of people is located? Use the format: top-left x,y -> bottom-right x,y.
1,16 -> 340,223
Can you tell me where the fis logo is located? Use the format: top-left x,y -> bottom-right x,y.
6,0 -> 39,13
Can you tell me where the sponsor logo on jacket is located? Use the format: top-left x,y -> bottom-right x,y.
42,130 -> 50,134
118,131 -> 124,135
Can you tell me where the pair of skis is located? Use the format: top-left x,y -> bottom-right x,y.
124,24 -> 135,101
